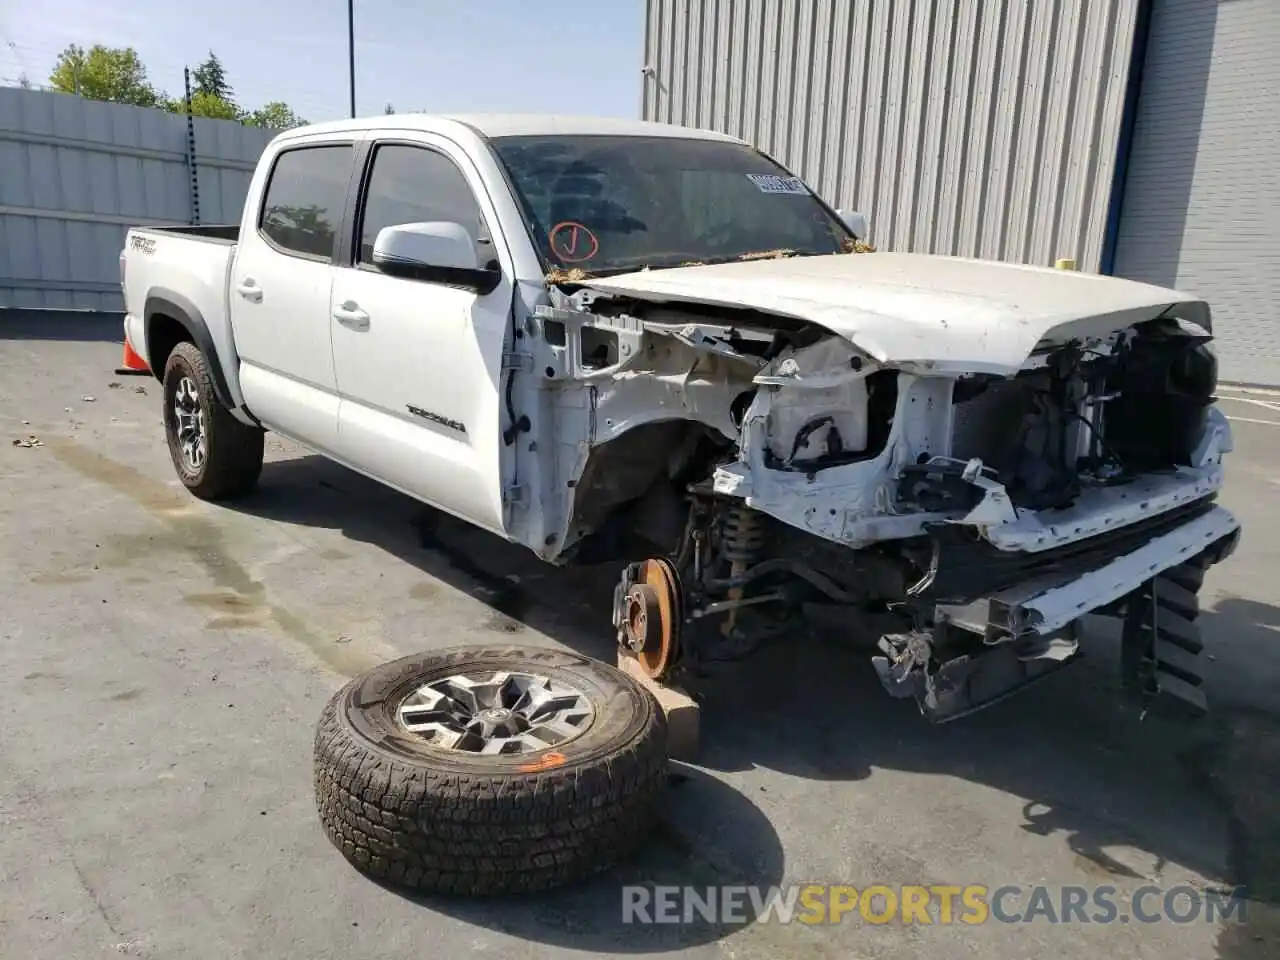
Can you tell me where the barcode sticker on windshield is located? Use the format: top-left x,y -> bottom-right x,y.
746,174 -> 810,195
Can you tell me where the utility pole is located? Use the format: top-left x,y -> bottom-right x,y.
347,0 -> 356,118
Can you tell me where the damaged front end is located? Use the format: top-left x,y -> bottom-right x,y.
512,263 -> 1241,722
874,321 -> 1239,720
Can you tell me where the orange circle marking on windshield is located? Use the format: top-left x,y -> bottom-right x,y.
549,221 -> 600,263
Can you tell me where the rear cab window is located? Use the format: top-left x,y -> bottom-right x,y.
258,144 -> 354,260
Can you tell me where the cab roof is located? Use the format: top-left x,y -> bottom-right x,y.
275,112 -> 745,144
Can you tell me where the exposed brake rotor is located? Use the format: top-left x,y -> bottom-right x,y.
620,557 -> 683,681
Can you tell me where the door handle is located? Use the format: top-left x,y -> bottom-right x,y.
333,302 -> 370,331
235,278 -> 263,302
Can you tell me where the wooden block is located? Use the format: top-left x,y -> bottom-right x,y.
616,652 -> 701,761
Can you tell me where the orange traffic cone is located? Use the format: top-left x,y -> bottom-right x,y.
115,336 -> 150,376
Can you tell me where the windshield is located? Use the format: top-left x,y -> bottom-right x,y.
489,134 -> 851,275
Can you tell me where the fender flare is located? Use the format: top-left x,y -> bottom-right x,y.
143,289 -> 242,415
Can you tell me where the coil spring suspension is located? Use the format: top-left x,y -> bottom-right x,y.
722,505 -> 767,564
720,506 -> 767,635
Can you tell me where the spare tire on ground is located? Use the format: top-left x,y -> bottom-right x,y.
313,644 -> 668,895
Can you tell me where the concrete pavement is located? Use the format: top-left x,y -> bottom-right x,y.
1,313 -> 1277,959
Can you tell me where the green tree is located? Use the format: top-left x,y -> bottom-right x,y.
46,41 -> 306,130
49,44 -> 161,107
170,90 -> 239,120
192,51 -> 233,102
244,100 -> 306,129
384,103 -> 395,114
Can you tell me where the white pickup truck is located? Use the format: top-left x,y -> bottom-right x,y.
120,113 -> 1241,722
121,113 -> 1241,893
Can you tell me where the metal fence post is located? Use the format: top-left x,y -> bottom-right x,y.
183,67 -> 201,226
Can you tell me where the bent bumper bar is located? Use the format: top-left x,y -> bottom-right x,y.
985,506 -> 1240,636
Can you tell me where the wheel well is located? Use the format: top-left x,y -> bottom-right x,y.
564,420 -> 730,561
146,312 -> 192,381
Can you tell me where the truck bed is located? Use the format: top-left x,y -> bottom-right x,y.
142,224 -> 240,244
121,224 -> 243,409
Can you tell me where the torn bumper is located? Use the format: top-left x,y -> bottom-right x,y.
875,508 -> 1240,722
942,505 -> 1241,638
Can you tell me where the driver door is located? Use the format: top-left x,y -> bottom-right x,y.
330,137 -> 513,536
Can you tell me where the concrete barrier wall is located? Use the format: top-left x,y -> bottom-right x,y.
0,87 -> 275,312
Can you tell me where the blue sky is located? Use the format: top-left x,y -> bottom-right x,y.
0,0 -> 646,121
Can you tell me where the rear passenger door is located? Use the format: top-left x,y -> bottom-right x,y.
330,137 -> 514,536
229,141 -> 354,453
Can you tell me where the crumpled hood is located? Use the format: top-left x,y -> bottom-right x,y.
584,252 -> 1209,375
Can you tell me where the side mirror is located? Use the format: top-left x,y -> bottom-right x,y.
836,208 -> 870,240
371,221 -> 501,294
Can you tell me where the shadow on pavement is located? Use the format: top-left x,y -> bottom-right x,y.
1196,600 -> 1280,959
232,453 -> 1280,959
0,309 -> 125,343
232,453 -> 621,662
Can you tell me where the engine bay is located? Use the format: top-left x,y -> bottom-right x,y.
905,318 -> 1220,515
526,286 -> 1227,568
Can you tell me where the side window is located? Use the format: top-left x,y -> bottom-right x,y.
358,144 -> 488,264
259,145 -> 352,259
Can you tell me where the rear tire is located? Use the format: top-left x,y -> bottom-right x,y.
162,341 -> 263,500
313,645 -> 668,895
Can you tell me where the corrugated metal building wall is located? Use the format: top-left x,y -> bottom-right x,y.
0,88 -> 275,312
642,0 -> 1139,271
1114,0 -> 1280,387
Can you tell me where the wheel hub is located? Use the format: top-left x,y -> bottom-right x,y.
396,669 -> 594,755
173,376 -> 207,470
624,584 -> 662,654
618,558 -> 683,680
